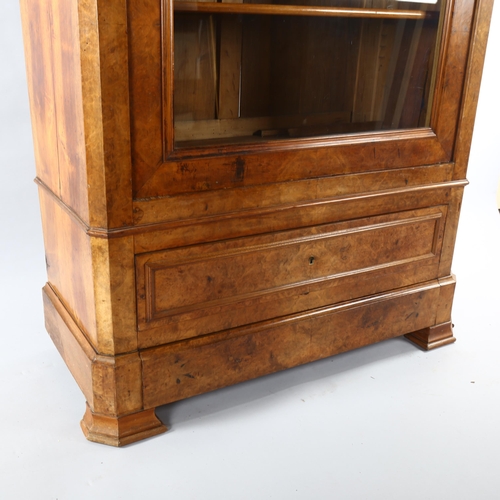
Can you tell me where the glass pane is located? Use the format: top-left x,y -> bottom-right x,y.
173,0 -> 444,148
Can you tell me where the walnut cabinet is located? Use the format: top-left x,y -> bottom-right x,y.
21,0 -> 493,445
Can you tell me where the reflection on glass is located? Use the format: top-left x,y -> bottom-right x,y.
173,0 -> 444,148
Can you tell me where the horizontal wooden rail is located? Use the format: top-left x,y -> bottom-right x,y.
173,2 -> 428,19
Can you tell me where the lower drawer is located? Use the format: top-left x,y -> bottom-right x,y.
136,205 -> 446,348
140,278 -> 449,408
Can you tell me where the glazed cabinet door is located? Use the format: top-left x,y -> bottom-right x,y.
128,0 -> 473,202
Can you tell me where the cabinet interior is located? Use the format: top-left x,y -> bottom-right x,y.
173,0 -> 444,149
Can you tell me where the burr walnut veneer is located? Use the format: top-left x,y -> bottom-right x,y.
21,0 -> 493,445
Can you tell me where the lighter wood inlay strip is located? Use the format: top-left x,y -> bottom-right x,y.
174,2 -> 428,19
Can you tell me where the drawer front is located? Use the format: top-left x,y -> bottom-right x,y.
141,279 -> 448,408
136,206 -> 446,347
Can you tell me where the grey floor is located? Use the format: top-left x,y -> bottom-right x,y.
1,1 -> 500,499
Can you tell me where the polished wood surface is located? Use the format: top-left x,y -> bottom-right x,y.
20,0 -> 89,222
20,0 -> 494,445
173,2 -> 429,19
136,206 -> 447,346
141,279 -> 449,408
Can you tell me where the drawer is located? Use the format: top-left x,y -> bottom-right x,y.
136,206 -> 446,347
141,279 -> 448,408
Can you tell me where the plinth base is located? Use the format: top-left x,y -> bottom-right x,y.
405,321 -> 456,351
81,404 -> 167,447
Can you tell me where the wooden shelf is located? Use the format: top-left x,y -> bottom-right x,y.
173,2 -> 428,20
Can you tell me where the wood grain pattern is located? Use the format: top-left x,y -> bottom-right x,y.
136,130 -> 448,198
173,2 -> 428,19
91,352 -> 143,416
38,182 -> 137,355
43,284 -> 95,407
21,0 -> 493,445
90,236 -> 138,355
453,0 -> 495,179
437,186 -> 465,278
128,0 -> 164,190
43,283 -> 143,416
132,164 -> 455,229
138,258 -> 445,350
173,14 -> 218,121
405,322 -> 456,350
141,280 -> 443,408
39,186 -> 98,348
352,18 -> 386,123
431,0 -> 475,158
93,0 -> 134,228
20,0 -> 90,222
44,284 -> 164,446
146,213 -> 440,314
78,0 -> 108,228
81,404 -> 167,447
136,207 -> 446,346
434,275 -> 456,326
128,0 -> 478,201
49,0 -> 89,222
218,16 -> 243,120
20,0 -> 61,197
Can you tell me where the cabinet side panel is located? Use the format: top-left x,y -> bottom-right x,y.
453,0 -> 494,179
20,0 -> 61,197
50,0 -> 90,223
21,0 -> 92,222
39,188 -> 98,347
433,0 -> 475,158
438,186 -> 464,277
43,285 -> 95,407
